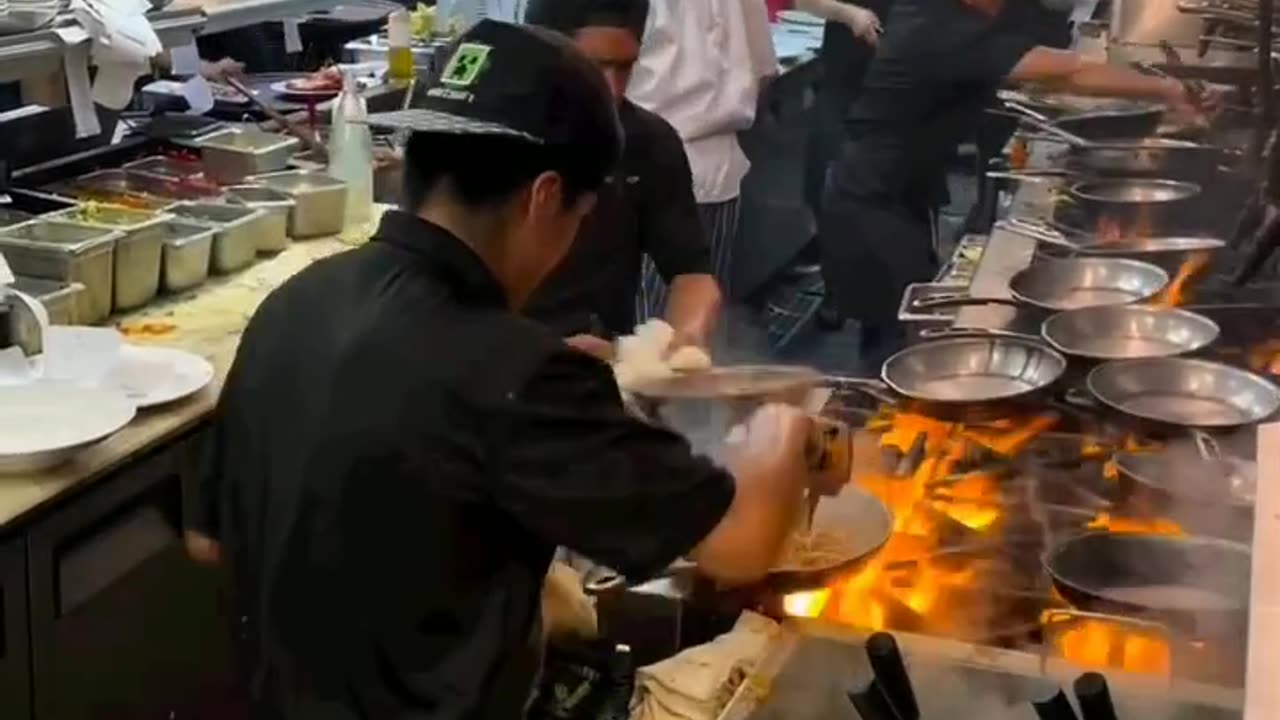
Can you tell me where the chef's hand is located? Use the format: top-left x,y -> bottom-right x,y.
200,58 -> 246,84
565,334 -> 615,362
837,4 -> 882,45
729,404 -> 813,483
184,530 -> 222,566
1162,78 -> 1222,125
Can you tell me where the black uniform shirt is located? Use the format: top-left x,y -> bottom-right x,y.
522,100 -> 710,337
197,210 -> 734,719
838,0 -> 1037,204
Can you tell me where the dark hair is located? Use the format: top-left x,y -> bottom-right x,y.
524,0 -> 650,42
401,26 -> 622,211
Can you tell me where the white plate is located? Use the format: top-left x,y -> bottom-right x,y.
269,80 -> 340,99
104,345 -> 214,408
777,10 -> 824,26
0,383 -> 135,474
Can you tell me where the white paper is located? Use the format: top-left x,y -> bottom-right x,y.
0,251 -> 13,286
92,60 -> 146,110
282,18 -> 302,54
181,75 -> 215,115
169,42 -> 200,76
110,119 -> 127,145
54,27 -> 100,138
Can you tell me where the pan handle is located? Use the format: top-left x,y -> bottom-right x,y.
820,375 -> 898,405
918,326 -> 1041,341
986,169 -> 1075,185
1001,101 -> 1092,147
1060,387 -> 1099,410
911,293 -> 1022,311
995,218 -> 1080,249
1191,429 -> 1223,460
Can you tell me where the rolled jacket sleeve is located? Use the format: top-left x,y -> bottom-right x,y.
490,349 -> 734,581
640,119 -> 714,281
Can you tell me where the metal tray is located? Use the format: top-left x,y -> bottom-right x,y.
248,171 -> 348,238
198,130 -> 301,184
158,221 -> 215,293
224,185 -> 295,252
10,276 -> 86,325
50,206 -> 170,312
122,156 -> 207,182
0,208 -> 33,229
43,171 -> 175,211
168,203 -> 265,273
0,220 -> 120,324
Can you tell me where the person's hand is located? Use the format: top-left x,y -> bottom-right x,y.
729,403 -> 813,482
200,58 -> 246,84
565,334 -> 615,362
184,530 -> 222,566
1161,78 -> 1221,126
837,4 -> 882,45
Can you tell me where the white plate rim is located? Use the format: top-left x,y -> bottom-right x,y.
111,344 -> 215,409
0,383 -> 136,457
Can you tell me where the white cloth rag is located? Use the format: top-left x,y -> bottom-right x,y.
632,611 -> 779,720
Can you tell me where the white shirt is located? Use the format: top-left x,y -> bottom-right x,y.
627,0 -> 777,204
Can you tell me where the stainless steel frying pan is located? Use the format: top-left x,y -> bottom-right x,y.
923,305 -> 1220,362
912,257 -> 1170,314
1087,357 -> 1280,429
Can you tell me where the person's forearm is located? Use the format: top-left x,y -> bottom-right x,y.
664,274 -> 722,348
1011,49 -> 1181,103
692,460 -> 805,584
795,0 -> 854,21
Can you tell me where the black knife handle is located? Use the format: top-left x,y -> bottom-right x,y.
866,633 -> 919,720
1073,672 -> 1118,720
848,679 -> 903,720
1032,688 -> 1080,720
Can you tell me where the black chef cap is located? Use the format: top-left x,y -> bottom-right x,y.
524,0 -> 650,43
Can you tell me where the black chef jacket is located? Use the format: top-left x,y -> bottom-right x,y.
197,210 -> 734,720
818,0 -> 1035,325
522,100 -> 710,338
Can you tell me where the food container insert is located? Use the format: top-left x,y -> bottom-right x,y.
11,276 -> 86,325
224,185 -> 295,252
198,130 -> 301,184
51,205 -> 169,312
169,202 -> 266,273
248,171 -> 348,238
157,221 -> 215,293
0,220 -> 119,324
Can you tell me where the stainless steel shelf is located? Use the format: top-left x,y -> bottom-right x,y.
173,0 -> 347,35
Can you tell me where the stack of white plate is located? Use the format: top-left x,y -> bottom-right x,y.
0,0 -> 63,33
0,383 -> 136,474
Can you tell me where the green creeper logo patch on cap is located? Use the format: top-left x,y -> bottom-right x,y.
441,43 -> 492,87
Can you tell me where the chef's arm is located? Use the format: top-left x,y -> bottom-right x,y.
795,0 -> 882,42
688,405 -> 813,584
664,274 -> 721,349
1009,48 -> 1185,105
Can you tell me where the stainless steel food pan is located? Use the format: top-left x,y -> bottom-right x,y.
169,203 -> 266,273
158,221 -> 215,293
50,206 -> 169,312
0,220 -> 119,323
224,185 -> 295,252
11,276 -> 86,325
248,171 -> 348,238
198,130 -> 300,184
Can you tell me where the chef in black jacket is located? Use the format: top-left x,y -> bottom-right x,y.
816,0 -> 1206,371
522,0 -> 722,355
192,21 -> 837,720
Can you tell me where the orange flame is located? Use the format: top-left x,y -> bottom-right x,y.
1155,251 -> 1212,308
1087,513 -> 1184,536
1045,613 -> 1173,676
